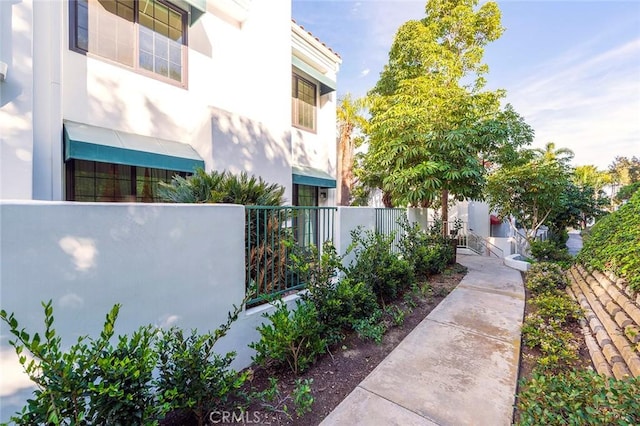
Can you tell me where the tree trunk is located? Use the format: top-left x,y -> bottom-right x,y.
337,124 -> 354,206
382,191 -> 393,208
441,189 -> 449,237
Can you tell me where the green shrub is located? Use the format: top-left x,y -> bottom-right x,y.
530,240 -> 573,264
384,305 -> 406,327
521,314 -> 578,371
347,227 -> 414,303
398,219 -> 453,277
0,302 -> 162,425
578,191 -> 640,291
532,292 -> 582,325
155,330 -> 248,426
158,168 -> 285,206
517,370 -> 640,425
352,309 -> 386,344
251,300 -> 327,375
290,241 -> 378,344
526,262 -> 569,294
253,377 -> 314,419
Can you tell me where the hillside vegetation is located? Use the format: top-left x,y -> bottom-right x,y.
578,191 -> 640,291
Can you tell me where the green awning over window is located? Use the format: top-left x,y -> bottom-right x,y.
292,56 -> 337,95
64,120 -> 204,173
292,165 -> 336,188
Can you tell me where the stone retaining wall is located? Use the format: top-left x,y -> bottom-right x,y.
567,265 -> 640,379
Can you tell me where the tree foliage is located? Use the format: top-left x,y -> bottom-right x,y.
609,155 -> 640,186
362,0 -> 532,213
486,158 -> 569,244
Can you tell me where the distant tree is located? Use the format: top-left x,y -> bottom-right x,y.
573,165 -> 611,194
608,156 -> 640,209
486,159 -> 569,245
609,156 -> 640,186
533,142 -> 574,167
363,0 -> 527,224
336,94 -> 368,206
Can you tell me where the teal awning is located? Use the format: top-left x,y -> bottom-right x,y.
292,165 -> 336,188
64,120 -> 204,173
292,56 -> 337,95
183,0 -> 206,25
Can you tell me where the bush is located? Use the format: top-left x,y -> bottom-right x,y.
1,295 -> 254,426
532,292 -> 582,325
155,328 -> 249,426
578,191 -> 640,291
530,240 -> 573,264
347,227 -> 414,303
250,300 -> 327,375
521,314 -> 578,371
398,219 -> 452,277
0,302 -> 162,425
525,262 -> 569,294
517,370 -> 640,425
289,242 -> 378,344
158,168 -> 285,206
352,309 -> 386,344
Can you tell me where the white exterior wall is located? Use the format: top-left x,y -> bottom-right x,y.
0,0 -> 34,199
334,207 -> 377,268
2,1 -> 339,206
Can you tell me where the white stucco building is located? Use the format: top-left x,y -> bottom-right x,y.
0,0 -> 341,206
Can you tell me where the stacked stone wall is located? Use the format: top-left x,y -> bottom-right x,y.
567,265 -> 640,379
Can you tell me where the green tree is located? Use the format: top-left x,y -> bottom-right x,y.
609,155 -> 640,186
486,159 -> 569,245
337,94 -> 368,206
573,165 -> 610,193
363,0 -> 531,223
533,142 -> 574,167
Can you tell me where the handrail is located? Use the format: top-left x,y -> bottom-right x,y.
466,231 -> 504,258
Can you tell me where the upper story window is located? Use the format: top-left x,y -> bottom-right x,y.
292,73 -> 317,132
71,0 -> 187,85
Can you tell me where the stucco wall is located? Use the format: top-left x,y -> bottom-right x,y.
0,201 -> 262,420
0,0 -> 35,200
0,202 -> 383,421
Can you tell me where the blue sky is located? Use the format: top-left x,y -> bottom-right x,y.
292,0 -> 640,170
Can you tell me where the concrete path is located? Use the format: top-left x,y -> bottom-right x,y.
320,255 -> 524,426
566,230 -> 583,256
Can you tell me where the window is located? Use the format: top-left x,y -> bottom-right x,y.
71,0 -> 187,84
66,159 -> 187,202
293,184 -> 319,246
292,74 -> 317,131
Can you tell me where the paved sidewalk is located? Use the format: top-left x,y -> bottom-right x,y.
320,255 -> 525,426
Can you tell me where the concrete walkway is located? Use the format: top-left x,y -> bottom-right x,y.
320,255 -> 524,426
566,230 -> 583,256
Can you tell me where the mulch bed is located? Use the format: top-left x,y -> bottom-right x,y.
163,264 -> 467,426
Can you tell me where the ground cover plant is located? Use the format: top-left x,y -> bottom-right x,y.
578,190 -> 640,292
515,254 -> 639,423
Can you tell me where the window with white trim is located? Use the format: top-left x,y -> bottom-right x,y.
291,73 -> 317,131
71,0 -> 187,84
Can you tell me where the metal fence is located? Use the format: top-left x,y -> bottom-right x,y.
375,208 -> 407,253
245,206 -> 336,305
